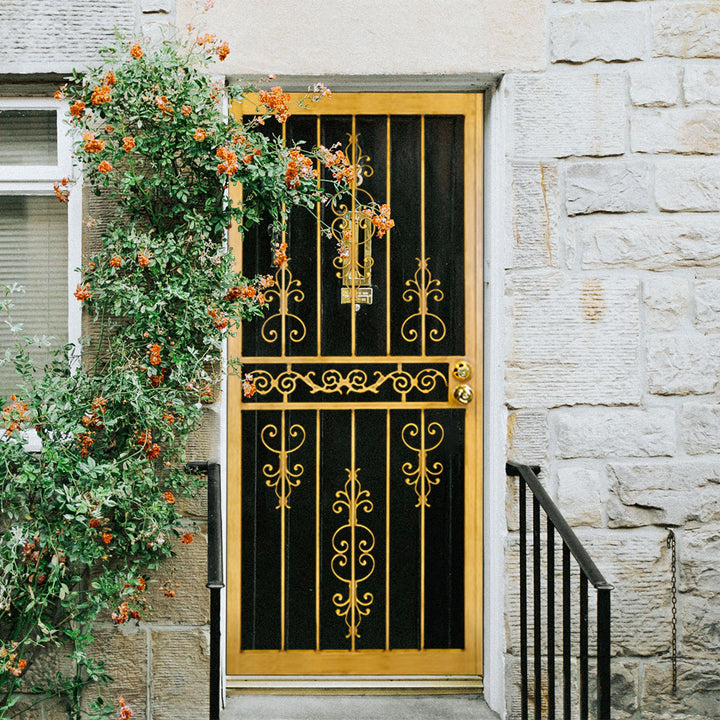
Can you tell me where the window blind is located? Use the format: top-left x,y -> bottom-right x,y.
0,110 -> 58,166
0,195 -> 68,400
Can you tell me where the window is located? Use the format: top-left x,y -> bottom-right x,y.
0,98 -> 81,403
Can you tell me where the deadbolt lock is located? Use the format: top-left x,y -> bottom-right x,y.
452,361 -> 472,381
453,384 -> 474,405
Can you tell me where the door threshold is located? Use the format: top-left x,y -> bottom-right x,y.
226,675 -> 484,695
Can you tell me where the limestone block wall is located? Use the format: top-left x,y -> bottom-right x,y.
504,1 -> 720,717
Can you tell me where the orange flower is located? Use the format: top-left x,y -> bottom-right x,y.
148,343 -> 162,365
69,100 -> 85,118
103,70 -> 116,86
193,128 -> 206,141
2,395 -> 30,434
54,89 -> 65,101
74,284 -> 91,301
164,491 -> 175,504
155,95 -> 173,116
272,240 -> 288,267
217,42 -> 230,61
109,255 -> 122,267
138,250 -> 152,268
242,373 -> 256,399
89,518 -> 101,528
130,43 -> 143,59
216,146 -> 238,176
258,86 -> 291,123
146,443 -> 161,460
83,132 -> 105,153
163,409 -> 175,424
181,533 -> 194,544
97,160 -> 112,174
53,179 -> 70,203
181,104 -> 192,116
105,125 -> 114,133
196,32 -> 216,45
102,533 -> 112,544
90,85 -> 112,105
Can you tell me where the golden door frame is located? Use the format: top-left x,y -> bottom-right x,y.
227,93 -> 483,677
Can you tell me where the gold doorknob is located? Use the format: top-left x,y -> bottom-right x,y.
454,384 -> 474,405
452,361 -> 472,381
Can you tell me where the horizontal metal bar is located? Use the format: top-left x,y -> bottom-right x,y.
507,462 -> 613,591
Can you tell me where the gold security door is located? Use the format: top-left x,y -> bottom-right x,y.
227,93 -> 483,677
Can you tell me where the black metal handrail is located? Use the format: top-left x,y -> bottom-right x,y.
506,462 -> 613,720
187,461 -> 224,720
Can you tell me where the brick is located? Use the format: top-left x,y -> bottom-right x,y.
629,59 -> 681,107
581,216 -> 720,269
647,333 -> 720,395
550,6 -> 649,63
684,60 -> 720,105
565,160 -> 650,215
506,272 -> 641,408
509,162 -> 564,269
510,72 -> 626,158
656,158 -> 720,212
653,3 -> 720,59
642,660 -> 720,717
557,465 -> 605,527
151,629 -> 209,720
681,594 -> 720,656
679,524 -> 720,598
577,526 -> 671,656
643,274 -> 690,331
141,0 -> 173,12
631,108 -> 720,154
148,530 -> 211,624
84,628 -> 148,718
607,460 -> 720,527
682,402 -> 720,454
554,407 -> 675,458
0,0 -> 135,74
695,277 -> 720,330
507,409 -> 548,465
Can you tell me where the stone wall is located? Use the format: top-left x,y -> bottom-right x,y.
505,1 -> 720,717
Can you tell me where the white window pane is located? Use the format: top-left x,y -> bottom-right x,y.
0,110 -> 58,166
0,195 -> 68,399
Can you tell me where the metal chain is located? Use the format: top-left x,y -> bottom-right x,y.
666,529 -> 678,693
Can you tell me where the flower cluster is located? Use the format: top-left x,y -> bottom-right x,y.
258,86 -> 291,123
1,395 -> 29,435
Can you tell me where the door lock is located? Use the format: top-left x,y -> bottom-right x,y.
453,384 -> 474,405
452,361 -> 472,381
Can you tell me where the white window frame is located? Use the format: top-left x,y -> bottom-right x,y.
0,97 -> 82,449
0,97 -> 83,362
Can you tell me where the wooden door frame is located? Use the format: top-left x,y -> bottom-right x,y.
225,92 -> 484,685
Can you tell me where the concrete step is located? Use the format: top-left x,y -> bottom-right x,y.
221,694 -> 500,720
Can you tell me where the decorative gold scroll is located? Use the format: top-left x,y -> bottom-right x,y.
402,417 -> 445,507
401,257 -> 447,347
331,467 -> 375,642
260,261 -> 307,347
330,134 -> 377,306
249,366 -> 446,398
260,421 -> 306,509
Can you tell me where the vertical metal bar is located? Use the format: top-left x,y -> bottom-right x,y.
280,411 -> 286,651
386,115 -> 391,357
316,116 -> 322,358
420,115 -> 426,357
580,573 -> 589,720
350,409 -> 357,650
420,409 -> 426,651
205,462 -> 223,720
280,122 -> 287,358
209,588 -> 221,720
533,497 -> 542,720
315,410 -> 321,651
563,543 -> 571,720
547,521 -> 556,720
520,478 -> 528,720
350,116 -> 357,357
597,587 -> 612,720
385,409 -> 391,651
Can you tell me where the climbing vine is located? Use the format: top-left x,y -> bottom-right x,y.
0,27 -> 391,720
